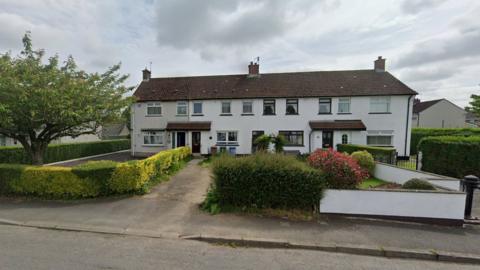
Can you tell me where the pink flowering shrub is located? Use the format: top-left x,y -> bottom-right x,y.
307,148 -> 369,189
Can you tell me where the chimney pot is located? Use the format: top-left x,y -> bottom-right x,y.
374,56 -> 386,72
248,61 -> 260,77
142,68 -> 151,81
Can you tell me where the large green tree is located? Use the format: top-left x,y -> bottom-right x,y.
465,94 -> 480,117
0,33 -> 133,164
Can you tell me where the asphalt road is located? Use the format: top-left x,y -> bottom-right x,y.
0,225 -> 477,270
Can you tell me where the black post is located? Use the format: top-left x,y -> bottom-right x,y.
463,175 -> 479,219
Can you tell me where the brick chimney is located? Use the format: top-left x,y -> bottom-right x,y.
248,61 -> 259,77
142,68 -> 151,81
374,56 -> 386,72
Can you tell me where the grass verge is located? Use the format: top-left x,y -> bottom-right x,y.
357,177 -> 388,189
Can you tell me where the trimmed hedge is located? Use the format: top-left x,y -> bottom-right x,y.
0,139 -> 130,164
210,153 -> 325,210
0,147 -> 191,199
418,136 -> 480,178
337,144 -> 396,163
402,178 -> 435,190
411,128 -> 480,155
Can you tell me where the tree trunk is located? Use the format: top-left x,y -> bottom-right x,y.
31,149 -> 45,165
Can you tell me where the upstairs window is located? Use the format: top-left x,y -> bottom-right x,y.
338,98 -> 351,113
221,101 -> 231,114
242,101 -> 253,114
146,102 -> 162,115
193,102 -> 203,115
370,97 -> 391,113
177,101 -> 188,115
286,99 -> 298,115
319,98 -> 331,114
263,99 -> 276,115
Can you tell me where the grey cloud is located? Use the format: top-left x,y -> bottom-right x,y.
400,0 -> 447,14
400,66 -> 456,83
394,27 -> 480,69
154,0 -> 320,59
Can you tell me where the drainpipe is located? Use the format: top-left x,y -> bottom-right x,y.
131,103 -> 135,157
309,130 -> 313,153
404,95 -> 413,157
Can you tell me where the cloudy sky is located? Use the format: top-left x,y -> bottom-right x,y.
0,0 -> 479,107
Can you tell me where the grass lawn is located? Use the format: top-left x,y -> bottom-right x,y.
357,177 -> 388,189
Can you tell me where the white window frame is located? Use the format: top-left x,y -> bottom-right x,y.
142,130 -> 165,146
341,134 -> 349,144
193,101 -> 203,115
242,101 -> 253,114
146,102 -> 162,116
176,101 -> 188,116
338,97 -> 351,114
221,101 -> 231,115
216,131 -> 238,146
318,98 -> 332,114
366,130 -> 393,146
369,97 -> 391,113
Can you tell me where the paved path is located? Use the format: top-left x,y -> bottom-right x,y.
1,159 -> 480,258
1,225 -> 476,270
52,150 -> 142,167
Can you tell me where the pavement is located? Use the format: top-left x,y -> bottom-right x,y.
3,225 -> 477,270
1,159 -> 480,263
49,150 -> 142,167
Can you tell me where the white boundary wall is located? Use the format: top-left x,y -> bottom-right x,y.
374,163 -> 461,191
320,189 -> 466,220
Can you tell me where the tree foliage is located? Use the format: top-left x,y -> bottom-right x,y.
465,94 -> 480,117
0,32 -> 133,164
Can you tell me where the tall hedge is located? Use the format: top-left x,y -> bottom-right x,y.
211,153 -> 325,210
411,128 -> 480,155
0,139 -> 130,164
0,147 -> 191,199
418,136 -> 480,178
337,144 -> 396,163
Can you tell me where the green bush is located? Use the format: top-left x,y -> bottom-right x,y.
337,144 -> 395,163
418,136 -> 480,178
351,151 -> 375,175
0,139 -> 130,164
411,128 -> 480,155
210,153 -> 325,210
0,147 -> 192,199
402,178 -> 435,190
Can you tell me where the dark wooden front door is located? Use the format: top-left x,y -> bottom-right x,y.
192,132 -> 201,153
176,132 -> 186,147
322,131 -> 333,148
251,130 -> 265,152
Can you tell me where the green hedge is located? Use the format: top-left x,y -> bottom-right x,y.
0,147 -> 191,199
0,139 -> 130,164
209,153 -> 325,210
411,128 -> 480,155
418,136 -> 480,178
337,144 -> 396,163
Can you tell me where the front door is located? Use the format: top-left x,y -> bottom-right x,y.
176,132 -> 186,147
192,132 -> 201,153
322,131 -> 333,148
251,130 -> 265,152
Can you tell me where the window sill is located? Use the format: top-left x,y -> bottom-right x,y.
318,113 -> 332,115
241,113 -> 254,116
220,113 -> 233,116
337,112 -> 351,115
191,114 -> 204,116
285,113 -> 299,116
263,114 -> 276,116
369,112 -> 392,114
176,114 -> 188,117
145,114 -> 162,117
142,144 -> 164,147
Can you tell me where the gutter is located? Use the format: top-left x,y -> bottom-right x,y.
404,95 -> 413,156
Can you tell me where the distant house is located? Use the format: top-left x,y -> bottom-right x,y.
466,111 -> 480,127
101,123 -> 130,140
412,99 -> 467,128
0,134 -> 17,147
